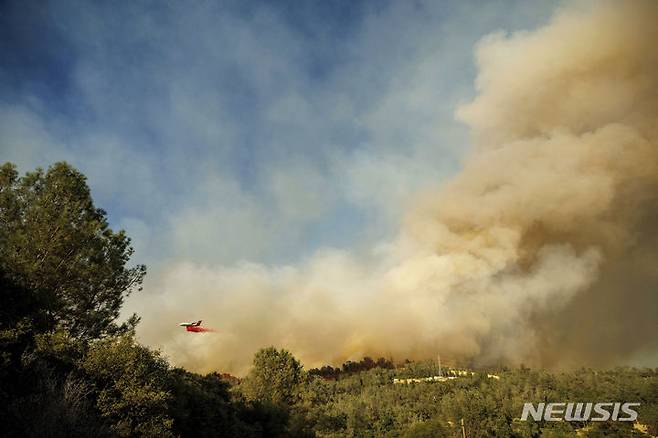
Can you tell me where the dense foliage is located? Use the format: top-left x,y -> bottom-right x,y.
1,162 -> 656,437
292,363 -> 657,437
0,162 -> 144,339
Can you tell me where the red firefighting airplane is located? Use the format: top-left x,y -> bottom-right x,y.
179,320 -> 209,332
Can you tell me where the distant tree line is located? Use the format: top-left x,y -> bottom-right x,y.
308,356 -> 395,380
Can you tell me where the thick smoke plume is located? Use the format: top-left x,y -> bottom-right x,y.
133,1 -> 658,374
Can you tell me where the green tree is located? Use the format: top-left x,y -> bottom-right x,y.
81,334 -> 173,437
168,368 -> 260,437
401,418 -> 450,438
0,162 -> 145,340
241,346 -> 304,407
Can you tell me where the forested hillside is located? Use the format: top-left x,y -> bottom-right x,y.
291,362 -> 658,437
1,162 -> 656,437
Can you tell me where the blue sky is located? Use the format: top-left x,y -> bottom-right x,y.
0,0 -> 557,270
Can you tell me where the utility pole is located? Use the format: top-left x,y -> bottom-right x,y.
460,418 -> 467,438
437,352 -> 442,377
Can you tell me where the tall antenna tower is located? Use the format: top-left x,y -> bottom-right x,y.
437,352 -> 442,377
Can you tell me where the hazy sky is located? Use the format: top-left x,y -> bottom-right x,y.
0,0 -> 556,270
5,1 -> 658,373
